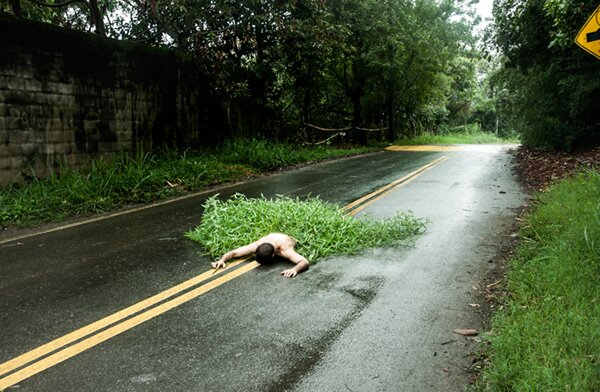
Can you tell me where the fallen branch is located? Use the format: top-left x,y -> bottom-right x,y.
453,328 -> 478,336
313,132 -> 346,145
487,279 -> 502,289
355,126 -> 388,132
304,123 -> 352,132
304,123 -> 387,132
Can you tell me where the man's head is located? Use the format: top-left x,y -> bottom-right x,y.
255,242 -> 275,265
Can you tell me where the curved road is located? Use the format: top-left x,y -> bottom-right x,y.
0,145 -> 525,391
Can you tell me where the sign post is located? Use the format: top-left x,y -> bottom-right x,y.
575,5 -> 600,60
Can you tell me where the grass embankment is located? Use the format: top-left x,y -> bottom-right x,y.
396,126 -> 519,145
481,170 -> 600,391
186,194 -> 426,263
0,140 -> 374,226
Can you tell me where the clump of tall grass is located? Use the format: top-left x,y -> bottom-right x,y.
0,151 -> 246,225
186,194 -> 426,262
480,170 -> 600,391
218,138 -> 371,171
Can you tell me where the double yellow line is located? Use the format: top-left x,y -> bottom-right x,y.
343,155 -> 450,216
0,260 -> 257,389
0,153 -> 450,389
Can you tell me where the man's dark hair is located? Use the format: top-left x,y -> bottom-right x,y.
256,243 -> 275,265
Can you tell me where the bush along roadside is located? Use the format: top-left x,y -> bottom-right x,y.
394,126 -> 519,146
479,170 -> 600,391
0,140 -> 375,227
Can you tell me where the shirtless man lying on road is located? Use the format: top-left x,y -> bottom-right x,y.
211,233 -> 309,278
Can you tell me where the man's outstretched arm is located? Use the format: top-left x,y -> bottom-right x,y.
212,242 -> 257,269
279,249 -> 309,278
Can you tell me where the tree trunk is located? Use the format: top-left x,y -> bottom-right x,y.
302,89 -> 311,125
88,0 -> 106,36
9,0 -> 22,17
351,91 -> 366,145
386,93 -> 395,143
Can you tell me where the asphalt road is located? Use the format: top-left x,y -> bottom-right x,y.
0,145 -> 526,391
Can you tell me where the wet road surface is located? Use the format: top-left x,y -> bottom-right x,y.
0,145 -> 526,391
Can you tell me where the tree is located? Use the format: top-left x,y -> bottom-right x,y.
2,0 -> 481,144
1,0 -> 111,35
492,0 -> 600,150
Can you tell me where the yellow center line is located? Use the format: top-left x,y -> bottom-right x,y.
342,155 -> 448,213
0,258 -> 247,378
0,150 -> 454,389
0,262 -> 260,390
347,156 -> 450,216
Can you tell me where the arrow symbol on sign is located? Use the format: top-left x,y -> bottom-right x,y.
587,28 -> 600,43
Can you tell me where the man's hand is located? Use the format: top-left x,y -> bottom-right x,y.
211,260 -> 226,269
281,268 -> 298,278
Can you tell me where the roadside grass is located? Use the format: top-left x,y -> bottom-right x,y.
185,194 -> 426,263
0,140 -> 374,227
396,126 -> 519,145
217,139 -> 370,171
479,170 -> 600,391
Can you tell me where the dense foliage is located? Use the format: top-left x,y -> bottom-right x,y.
186,193 -> 426,262
1,0 -> 485,142
490,0 -> 600,150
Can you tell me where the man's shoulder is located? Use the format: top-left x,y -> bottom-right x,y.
265,232 -> 289,239
264,233 -> 296,246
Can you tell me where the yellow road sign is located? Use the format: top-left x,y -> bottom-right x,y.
575,4 -> 600,60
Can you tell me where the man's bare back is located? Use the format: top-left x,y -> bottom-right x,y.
211,233 -> 309,278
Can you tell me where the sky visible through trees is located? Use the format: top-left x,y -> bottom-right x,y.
476,0 -> 493,20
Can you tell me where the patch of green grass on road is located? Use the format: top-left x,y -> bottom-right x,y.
0,140 -> 375,227
479,170 -> 600,391
186,194 -> 426,263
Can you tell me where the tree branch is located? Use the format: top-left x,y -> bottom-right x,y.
27,0 -> 89,10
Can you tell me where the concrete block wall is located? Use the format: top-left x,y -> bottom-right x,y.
0,13 -> 237,185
